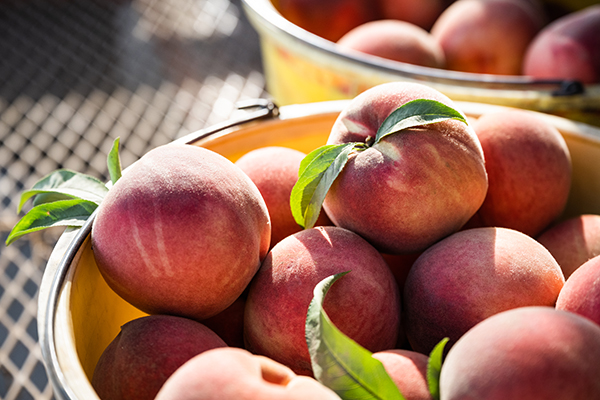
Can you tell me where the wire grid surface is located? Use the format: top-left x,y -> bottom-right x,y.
0,0 -> 267,398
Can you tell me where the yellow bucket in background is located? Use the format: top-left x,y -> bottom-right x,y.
39,100 -> 600,399
241,0 -> 600,127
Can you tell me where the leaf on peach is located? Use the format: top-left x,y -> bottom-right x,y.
375,99 -> 468,144
18,169 -> 109,213
7,137 -> 122,246
306,272 -> 405,400
427,337 -> 449,400
108,136 -> 122,186
6,199 -> 98,246
290,143 -> 355,229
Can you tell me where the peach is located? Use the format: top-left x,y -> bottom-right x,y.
244,226 -> 401,376
235,146 -> 331,249
439,306 -> 600,399
467,110 -> 572,237
274,0 -> 379,42
402,227 -> 565,355
556,255 -> 600,327
431,0 -> 545,74
377,0 -> 449,31
155,347 -> 341,400
324,82 -> 488,254
537,214 -> 600,279
337,20 -> 446,68
91,315 -> 227,400
372,349 -> 432,400
91,144 -> 271,320
523,5 -> 600,84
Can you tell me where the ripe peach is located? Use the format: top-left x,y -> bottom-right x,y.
439,306 -> 600,399
92,315 -> 227,400
235,146 -> 331,249
274,0 -> 379,42
556,255 -> 600,327
403,227 -> 565,355
244,226 -> 401,376
324,82 -> 488,254
155,347 -> 341,400
523,5 -> 600,84
431,0 -> 545,74
467,110 -> 572,237
91,144 -> 271,320
372,349 -> 432,400
377,0 -> 449,31
337,20 -> 446,68
537,214 -> 600,279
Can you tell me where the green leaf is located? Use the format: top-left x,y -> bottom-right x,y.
290,143 -> 355,229
374,99 -> 468,144
107,137 -> 122,185
18,169 -> 108,212
32,192 -> 78,207
6,199 -> 98,246
306,272 -> 405,400
427,337 -> 449,400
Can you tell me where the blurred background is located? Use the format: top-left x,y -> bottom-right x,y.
0,0 -> 267,398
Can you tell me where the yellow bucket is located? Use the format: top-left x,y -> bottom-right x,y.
39,100 -> 600,399
241,0 -> 600,127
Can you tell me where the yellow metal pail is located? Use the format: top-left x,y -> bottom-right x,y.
242,0 -> 600,127
40,100 -> 600,399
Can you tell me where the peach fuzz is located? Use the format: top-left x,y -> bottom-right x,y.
537,214 -> 600,279
439,307 -> 600,399
324,82 -> 488,254
235,146 -> 331,249
372,349 -> 432,400
431,0 -> 545,75
155,347 -> 341,400
92,315 -> 227,400
523,5 -> 600,84
91,144 -> 271,321
274,0 -> 378,42
337,20 -> 446,68
244,226 -> 401,376
556,255 -> 600,327
468,109 -> 572,237
403,227 -> 565,355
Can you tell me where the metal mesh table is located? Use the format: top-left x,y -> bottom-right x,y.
0,0 -> 267,397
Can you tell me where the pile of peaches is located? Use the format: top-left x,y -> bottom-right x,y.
274,0 -> 600,83
83,81 -> 600,399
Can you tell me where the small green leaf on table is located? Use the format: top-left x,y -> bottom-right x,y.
374,99 -> 468,144
427,337 -> 449,400
290,143 -> 355,230
6,199 -> 99,246
306,272 -> 405,400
